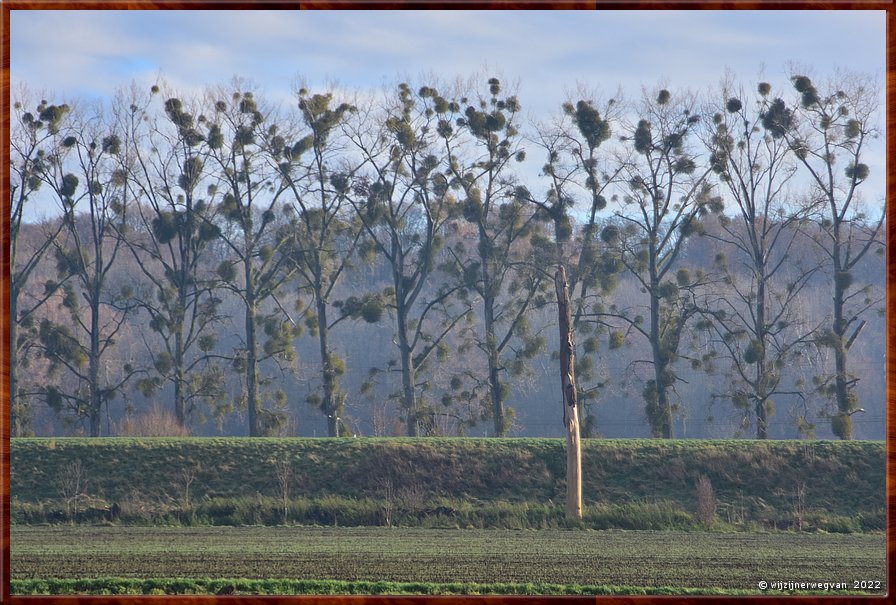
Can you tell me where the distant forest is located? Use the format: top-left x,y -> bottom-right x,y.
10,70 -> 885,440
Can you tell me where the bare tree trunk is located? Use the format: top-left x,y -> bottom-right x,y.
88,280 -> 102,438
483,293 -> 505,437
173,250 -> 189,428
396,304 -> 419,437
754,268 -> 769,439
317,296 -> 340,437
10,295 -> 23,436
245,279 -> 259,437
832,264 -> 851,439
174,330 -> 186,428
555,266 -> 582,521
648,286 -> 674,439
400,345 -> 418,437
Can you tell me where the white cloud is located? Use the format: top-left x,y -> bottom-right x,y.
10,9 -> 885,207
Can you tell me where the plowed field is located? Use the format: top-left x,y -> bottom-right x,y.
11,526 -> 886,594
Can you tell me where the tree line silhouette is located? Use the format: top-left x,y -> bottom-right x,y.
10,69 -> 885,440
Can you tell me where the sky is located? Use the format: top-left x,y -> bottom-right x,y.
9,9 -> 887,218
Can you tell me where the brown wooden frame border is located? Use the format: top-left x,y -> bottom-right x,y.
0,2 -> 892,603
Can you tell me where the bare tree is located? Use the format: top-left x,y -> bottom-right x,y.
540,92 -> 626,436
599,87 -> 720,438
763,70 -> 884,439
698,77 -> 822,438
203,84 -> 302,436
439,77 -> 549,436
514,99 -> 621,520
378,476 -> 395,527
695,475 -> 716,528
793,481 -> 807,531
9,90 -> 72,436
174,462 -> 201,510
58,458 -> 86,503
117,85 -> 227,429
346,82 -> 471,436
38,101 -> 140,436
278,87 -> 369,437
274,457 -> 293,523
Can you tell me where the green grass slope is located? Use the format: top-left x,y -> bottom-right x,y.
11,438 -> 884,527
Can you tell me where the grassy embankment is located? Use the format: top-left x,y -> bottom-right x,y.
11,438 -> 885,532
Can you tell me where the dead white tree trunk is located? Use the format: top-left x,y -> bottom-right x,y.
555,265 -> 583,521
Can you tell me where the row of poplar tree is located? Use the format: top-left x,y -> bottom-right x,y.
10,69 -> 884,439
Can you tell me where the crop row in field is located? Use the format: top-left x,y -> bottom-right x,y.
10,577 -> 876,596
11,526 -> 886,593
